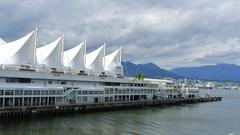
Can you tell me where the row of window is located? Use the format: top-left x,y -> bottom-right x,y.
165,89 -> 178,93
75,88 -> 157,96
5,78 -> 68,85
105,88 -> 157,95
5,78 -> 159,88
0,90 -> 63,96
101,82 -> 159,88
0,88 -> 159,96
77,91 -> 104,95
77,96 -> 88,102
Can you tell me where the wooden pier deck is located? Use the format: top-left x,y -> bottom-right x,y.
0,96 -> 222,119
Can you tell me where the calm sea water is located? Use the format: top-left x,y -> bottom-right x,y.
0,89 -> 239,135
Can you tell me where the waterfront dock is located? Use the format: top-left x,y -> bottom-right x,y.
0,96 -> 222,119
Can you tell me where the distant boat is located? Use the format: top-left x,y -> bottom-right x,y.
198,86 -> 214,90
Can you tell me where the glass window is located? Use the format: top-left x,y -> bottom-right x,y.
49,90 -> 56,95
61,81 -> 66,85
41,90 -> 48,95
5,90 -> 14,95
134,90 -> 137,94
82,97 -> 88,102
89,91 -> 93,94
77,96 -> 81,101
56,90 -> 63,95
0,90 -> 3,95
115,89 -> 119,94
24,90 -> 32,95
138,90 -> 140,94
15,90 -> 23,95
105,89 -> 109,94
77,91 -> 82,95
56,97 -> 62,102
119,89 -> 122,94
110,89 -> 113,94
33,90 -> 40,95
82,91 -> 87,95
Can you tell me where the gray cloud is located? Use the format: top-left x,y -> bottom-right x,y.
1,0 -> 240,69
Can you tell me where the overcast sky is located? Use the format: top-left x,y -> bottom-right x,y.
1,0 -> 240,69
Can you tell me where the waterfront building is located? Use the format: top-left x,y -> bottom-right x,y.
0,29 -> 199,108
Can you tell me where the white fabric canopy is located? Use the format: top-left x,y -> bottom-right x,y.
0,30 -> 37,65
0,38 -> 6,45
63,40 -> 86,70
36,36 -> 64,68
0,29 -> 123,75
86,44 -> 105,72
104,47 -> 122,75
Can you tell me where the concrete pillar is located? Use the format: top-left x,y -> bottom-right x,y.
40,97 -> 42,106
22,97 -> 24,106
2,90 -> 5,108
47,97 -> 49,105
2,97 -> 5,108
31,97 -> 33,106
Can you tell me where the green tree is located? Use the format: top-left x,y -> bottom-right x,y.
138,73 -> 141,80
140,73 -> 144,81
134,72 -> 139,80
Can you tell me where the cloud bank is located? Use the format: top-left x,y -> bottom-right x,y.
0,0 -> 240,69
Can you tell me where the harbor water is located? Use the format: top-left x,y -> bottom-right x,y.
0,89 -> 239,135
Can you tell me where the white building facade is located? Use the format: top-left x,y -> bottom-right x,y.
0,29 -> 197,108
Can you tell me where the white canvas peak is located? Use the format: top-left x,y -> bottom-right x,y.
86,43 -> 106,72
36,36 -> 64,68
0,29 -> 37,65
63,40 -> 86,70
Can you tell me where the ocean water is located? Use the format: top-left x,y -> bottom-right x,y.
0,89 -> 239,135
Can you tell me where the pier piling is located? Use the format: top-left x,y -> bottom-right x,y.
0,97 -> 222,119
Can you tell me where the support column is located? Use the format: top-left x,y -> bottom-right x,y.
13,97 -> 15,107
31,97 -> 33,106
39,97 -> 42,106
47,97 -> 49,106
3,90 -> 5,108
2,97 -> 5,108
22,97 -> 24,106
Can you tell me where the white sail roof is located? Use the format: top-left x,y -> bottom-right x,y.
36,36 -> 64,68
0,30 -> 37,65
86,44 -> 105,72
63,40 -> 86,70
0,38 -> 6,45
104,47 -> 121,70
104,47 -> 123,75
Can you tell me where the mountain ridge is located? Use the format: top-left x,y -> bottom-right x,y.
171,63 -> 240,81
123,61 -> 240,82
122,61 -> 179,78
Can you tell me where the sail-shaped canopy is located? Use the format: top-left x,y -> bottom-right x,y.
105,48 -> 121,70
104,47 -> 122,75
0,30 -> 37,65
86,44 -> 105,72
36,36 -> 64,68
0,38 -> 6,45
63,40 -> 86,70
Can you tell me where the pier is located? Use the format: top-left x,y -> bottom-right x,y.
0,96 -> 222,119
